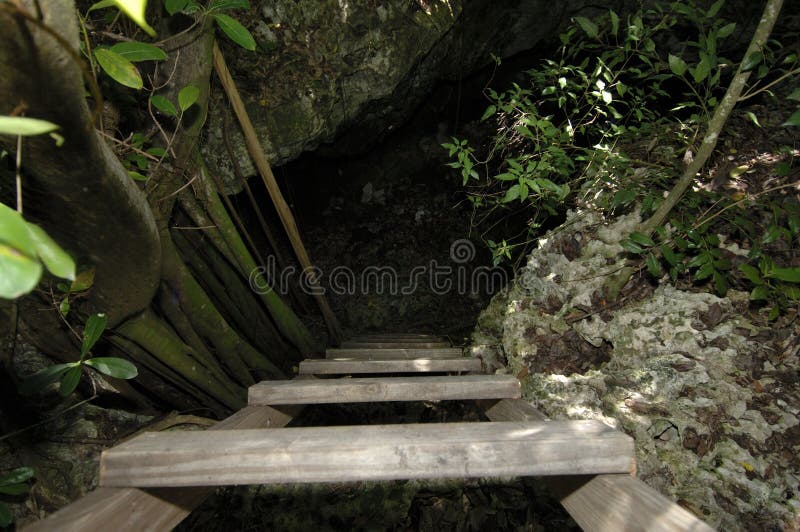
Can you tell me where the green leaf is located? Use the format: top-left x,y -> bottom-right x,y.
0,116 -> 60,136
0,202 -> 36,257
17,363 -> 74,395
94,48 -> 143,89
750,284 -> 770,300
85,357 -> 138,379
87,0 -> 116,13
765,266 -> 800,283
59,365 -> 82,396
782,110 -> 800,127
59,297 -> 70,317
150,95 -> 178,117
661,245 -> 679,266
209,0 -> 249,11
480,105 -> 496,122
668,54 -> 687,76
768,304 -> 780,321
693,54 -> 713,83
502,184 -> 521,203
741,51 -> 763,72
611,188 -> 636,207
784,283 -> 800,301
178,85 -> 200,112
688,252 -> 711,268
694,262 -> 714,281
81,313 -> 108,358
574,16 -> 598,39
25,223 -> 75,281
787,88 -> 800,101
745,111 -> 761,127
214,14 -> 256,51
0,243 -> 42,299
128,170 -> 148,181
0,467 -> 34,486
0,484 -> 29,496
646,252 -> 661,276
111,0 -> 156,37
609,10 -> 619,36
0,502 -> 12,528
629,231 -> 655,247
620,239 -> 643,254
717,22 -> 736,38
110,42 -> 167,62
738,264 -> 762,284
164,0 -> 189,15
706,0 -> 724,17
713,271 -> 728,295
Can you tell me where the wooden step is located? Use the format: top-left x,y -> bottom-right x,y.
349,336 -> 442,342
352,333 -> 438,338
326,348 -> 463,360
249,375 -> 519,405
299,358 -> 482,375
99,420 -> 635,488
340,341 -> 450,349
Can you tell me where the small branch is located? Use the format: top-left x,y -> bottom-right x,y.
15,134 -> 22,213
0,395 -> 99,442
692,182 -> 800,230
738,68 -> 800,102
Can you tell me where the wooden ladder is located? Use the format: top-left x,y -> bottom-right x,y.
25,334 -> 715,531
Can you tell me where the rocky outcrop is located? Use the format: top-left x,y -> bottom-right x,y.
202,0 -> 612,191
472,209 -> 800,530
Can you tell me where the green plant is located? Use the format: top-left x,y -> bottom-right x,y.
0,116 -> 76,299
0,467 -> 34,527
19,313 -> 138,396
619,185 -> 799,317
165,0 -> 257,51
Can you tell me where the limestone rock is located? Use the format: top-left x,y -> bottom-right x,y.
472,208 -> 800,530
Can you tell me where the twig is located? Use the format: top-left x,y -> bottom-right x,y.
738,68 -> 800,102
15,135 -> 22,213
0,395 -> 98,442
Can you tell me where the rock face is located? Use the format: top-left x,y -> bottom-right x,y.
472,209 -> 800,530
202,0 -> 602,191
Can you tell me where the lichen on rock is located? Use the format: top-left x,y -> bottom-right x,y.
471,208 -> 800,530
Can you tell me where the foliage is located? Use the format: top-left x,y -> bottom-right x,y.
19,313 -> 138,396
0,467 -> 34,527
0,114 -> 76,299
445,0 -> 799,316
89,0 -> 157,37
165,0 -> 256,50
784,87 -> 800,126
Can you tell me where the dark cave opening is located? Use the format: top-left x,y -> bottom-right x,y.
223,44 -> 566,342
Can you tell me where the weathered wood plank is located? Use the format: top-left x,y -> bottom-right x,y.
477,398 -> 548,421
249,375 -> 519,405
22,405 -> 300,532
349,336 -> 443,342
99,420 -> 635,488
340,341 -> 450,349
351,333 -> 438,339
299,358 -> 482,375
326,348 -> 463,359
558,474 -> 715,532
478,400 -> 713,532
